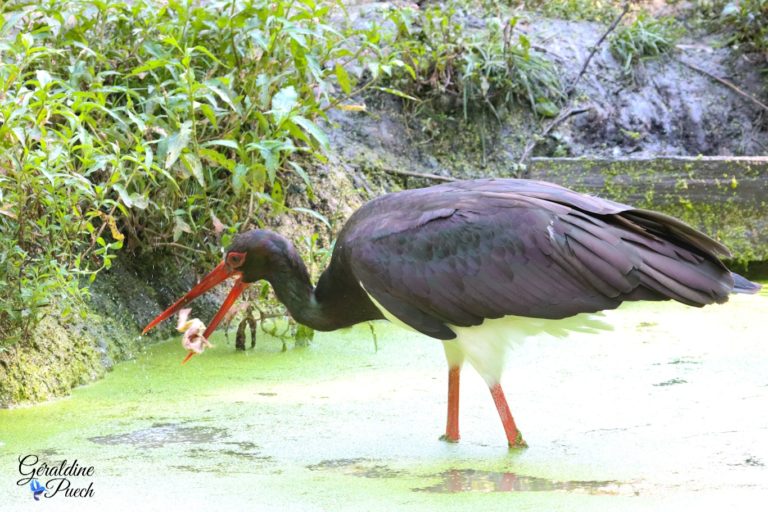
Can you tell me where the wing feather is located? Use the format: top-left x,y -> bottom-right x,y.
341,179 -> 734,339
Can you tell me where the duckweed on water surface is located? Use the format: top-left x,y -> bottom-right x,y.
1,288 -> 767,511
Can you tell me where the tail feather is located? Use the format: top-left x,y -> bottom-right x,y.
731,272 -> 762,294
613,209 -> 746,306
622,209 -> 732,259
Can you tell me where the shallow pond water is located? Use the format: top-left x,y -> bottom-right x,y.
1,287 -> 767,511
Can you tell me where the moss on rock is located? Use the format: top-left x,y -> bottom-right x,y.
0,315 -> 107,405
528,156 -> 768,264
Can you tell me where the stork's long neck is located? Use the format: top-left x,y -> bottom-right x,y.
266,247 -> 383,332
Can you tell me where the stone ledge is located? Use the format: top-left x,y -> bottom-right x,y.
528,157 -> 768,263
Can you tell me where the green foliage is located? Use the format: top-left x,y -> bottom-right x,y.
0,0 -> 382,345
690,1 -> 767,88
384,2 -> 564,120
721,0 -> 768,53
610,12 -> 684,73
523,0 -> 621,24
692,0 -> 731,19
692,0 -> 767,52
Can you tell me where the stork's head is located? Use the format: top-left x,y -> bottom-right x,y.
142,230 -> 289,358
222,229 -> 295,284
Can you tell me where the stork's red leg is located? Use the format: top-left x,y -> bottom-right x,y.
440,366 -> 461,443
489,384 -> 527,448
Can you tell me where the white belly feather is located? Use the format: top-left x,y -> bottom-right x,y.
364,289 -> 611,385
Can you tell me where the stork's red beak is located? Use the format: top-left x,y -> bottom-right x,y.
142,261 -> 248,362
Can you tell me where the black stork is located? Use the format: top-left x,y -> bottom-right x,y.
143,178 -> 761,448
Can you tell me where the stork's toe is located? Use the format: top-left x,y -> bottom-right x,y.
508,431 -> 528,449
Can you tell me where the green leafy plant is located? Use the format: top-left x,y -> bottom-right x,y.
722,0 -> 768,54
523,0 -> 622,24
385,2 -> 564,120
610,12 -> 684,73
0,0 -> 388,346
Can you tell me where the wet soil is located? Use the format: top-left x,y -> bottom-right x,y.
332,3 -> 768,186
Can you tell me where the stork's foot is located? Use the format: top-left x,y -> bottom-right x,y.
439,433 -> 460,443
508,431 -> 528,450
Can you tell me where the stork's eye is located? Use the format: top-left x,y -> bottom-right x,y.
226,251 -> 246,268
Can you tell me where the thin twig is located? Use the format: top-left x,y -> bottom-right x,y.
675,58 -> 768,113
368,322 -> 378,353
153,242 -> 208,255
532,44 -> 565,62
566,2 -> 631,98
517,107 -> 592,167
378,166 -> 457,182
517,2 -> 629,169
80,204 -> 118,262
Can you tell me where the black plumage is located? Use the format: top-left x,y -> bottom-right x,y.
334,179 -> 737,339
144,178 -> 760,447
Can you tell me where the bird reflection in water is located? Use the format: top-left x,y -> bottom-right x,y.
419,469 -> 631,495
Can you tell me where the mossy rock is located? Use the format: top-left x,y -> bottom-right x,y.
528,156 -> 768,265
0,315 -> 106,405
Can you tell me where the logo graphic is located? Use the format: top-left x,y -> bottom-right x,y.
17,455 -> 96,499
30,479 -> 45,501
